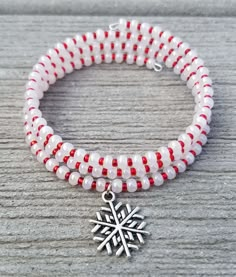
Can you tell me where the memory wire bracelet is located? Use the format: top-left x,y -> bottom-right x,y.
23,18 -> 213,193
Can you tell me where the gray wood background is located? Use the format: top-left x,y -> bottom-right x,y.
0,1 -> 236,276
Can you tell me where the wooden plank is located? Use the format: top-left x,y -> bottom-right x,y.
0,15 -> 235,276
0,0 -> 236,17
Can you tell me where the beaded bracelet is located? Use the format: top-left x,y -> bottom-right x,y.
24,18 -> 213,258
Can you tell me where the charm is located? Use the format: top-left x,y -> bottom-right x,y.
90,190 -> 150,258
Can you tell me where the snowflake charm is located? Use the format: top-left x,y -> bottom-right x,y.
90,191 -> 150,258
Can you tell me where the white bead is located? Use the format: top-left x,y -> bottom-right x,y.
153,172 -> 164,186
170,36 -> 182,48
122,168 -> 131,179
136,56 -> 144,66
85,32 -> 94,44
127,179 -> 137,192
55,150 -> 64,162
105,53 -> 112,63
152,26 -> 162,39
48,135 -> 62,149
107,168 -> 116,179
163,166 -> 176,180
202,86 -> 214,97
37,151 -> 49,163
173,160 -> 186,173
186,125 -> 201,138
79,163 -> 88,175
82,175 -> 93,190
61,142 -> 74,155
158,147 -> 170,161
118,155 -> 127,168
69,172 -> 80,186
112,179 -> 123,193
56,166 -> 69,180
168,141 -> 182,159
204,125 -> 210,134
141,176 -> 150,190
149,163 -> 158,173
45,142 -> 55,155
92,166 -> 102,178
67,157 -> 77,169
130,20 -> 139,32
184,152 -> 195,165
126,54 -> 134,64
160,30 -> 172,44
39,126 -> 54,140
201,97 -> 214,109
75,148 -> 86,162
192,116 -> 207,129
185,50 -> 198,63
140,22 -> 150,36
96,29 -> 105,42
115,52 -> 123,63
30,143 -> 40,155
178,42 -> 190,55
84,56 -> 92,66
192,58 -> 204,70
46,158 -> 58,172
25,133 -> 35,145
89,152 -> 100,166
145,151 -> 156,165
96,178 -> 106,192
178,133 -> 192,149
199,134 -> 207,145
95,55 -> 102,64
107,30 -> 116,41
146,58 -> 155,70
192,143 -> 202,155
118,18 -> 127,31
104,155 -> 113,169
136,165 -> 146,178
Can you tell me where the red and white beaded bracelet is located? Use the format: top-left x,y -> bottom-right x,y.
23,18 -> 213,257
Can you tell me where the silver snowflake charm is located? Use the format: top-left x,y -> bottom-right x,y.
90,190 -> 150,258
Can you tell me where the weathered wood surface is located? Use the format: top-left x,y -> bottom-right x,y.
0,15 -> 236,276
1,0 -> 236,17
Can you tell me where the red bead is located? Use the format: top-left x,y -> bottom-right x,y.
149,177 -> 154,186
130,168 -> 136,176
65,172 -> 70,180
53,165 -> 59,173
112,159 -> 118,167
70,149 -> 76,157
162,172 -> 168,180
102,168 -> 107,176
142,156 -> 147,164
57,142 -> 63,149
92,181 -> 96,190
117,168 -> 122,177
43,157 -> 49,164
127,158 -> 133,166
63,156 -> 69,163
122,183 -> 127,191
156,152 -> 161,160
78,177 -> 84,185
84,154 -> 90,162
173,166 -> 179,173
137,181 -> 142,189
99,157 -> 104,165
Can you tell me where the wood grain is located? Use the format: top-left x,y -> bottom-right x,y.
1,0 -> 236,17
0,15 -> 235,276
